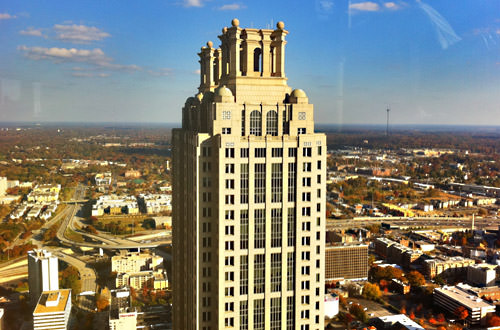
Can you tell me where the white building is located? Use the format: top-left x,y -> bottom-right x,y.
324,293 -> 339,318
373,314 -> 424,330
28,249 -> 59,305
172,19 -> 326,330
434,284 -> 496,326
33,289 -> 71,330
0,177 -> 7,196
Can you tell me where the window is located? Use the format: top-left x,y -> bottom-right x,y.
225,287 -> 234,297
271,163 -> 282,203
202,147 -> 211,157
302,221 -> 311,231
254,163 -> 266,203
270,297 -> 281,330
254,209 -> 265,249
271,208 -> 282,248
224,317 -> 234,327
222,110 -> 231,120
301,251 -> 310,260
240,148 -> 249,157
288,148 -> 296,157
225,225 -> 234,235
302,177 -> 311,187
271,253 -> 282,292
317,189 -> 321,198
288,163 -> 296,202
303,162 -> 312,172
317,145 -> 322,155
225,272 -> 235,282
255,148 -> 266,157
317,203 -> 321,212
266,110 -> 278,136
287,208 -> 295,247
302,207 -> 311,216
302,192 -> 311,202
225,148 -> 235,158
225,256 -> 234,266
298,128 -> 306,134
240,255 -> 248,295
254,254 -> 265,294
240,210 -> 248,249
202,192 -> 211,202
225,195 -> 234,204
298,112 -> 306,120
225,179 -> 234,189
202,207 -> 211,217
253,48 -> 262,72
202,177 -> 211,187
300,310 -> 310,319
317,160 -> 321,169
240,163 -> 249,204
202,162 -> 211,172
225,241 -> 234,250
287,252 -> 295,291
301,295 -> 310,304
301,280 -> 310,290
225,163 -> 235,173
222,127 -> 231,134
225,210 -> 234,220
287,296 -> 295,330
250,110 -> 262,136
241,109 -> 246,136
240,301 -> 248,329
317,174 -> 321,184
254,299 -> 265,330
303,147 -> 312,157
272,147 -> 283,157
301,236 -> 311,246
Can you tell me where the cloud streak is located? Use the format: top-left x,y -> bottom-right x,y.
19,27 -> 44,37
218,3 -> 246,10
417,0 -> 461,49
0,13 -> 16,20
184,0 -> 203,7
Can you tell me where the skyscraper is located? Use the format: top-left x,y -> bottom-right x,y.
28,249 -> 59,305
172,19 -> 326,330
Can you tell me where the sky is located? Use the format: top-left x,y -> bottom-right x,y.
0,0 -> 499,126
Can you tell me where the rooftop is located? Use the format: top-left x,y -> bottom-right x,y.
33,289 -> 71,314
377,314 -> 424,330
435,285 -> 495,309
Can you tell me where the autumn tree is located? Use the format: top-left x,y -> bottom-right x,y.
406,270 -> 426,288
362,282 -> 382,301
454,306 -> 468,323
96,295 -> 109,311
487,314 -> 500,327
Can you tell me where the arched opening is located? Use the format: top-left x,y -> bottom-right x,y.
249,110 -> 262,136
266,111 -> 278,136
270,46 -> 275,75
253,48 -> 262,72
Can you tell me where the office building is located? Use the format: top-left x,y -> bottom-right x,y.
172,19 -> 326,330
109,289 -> 137,330
325,244 -> 368,281
33,289 -> 71,330
423,256 -> 475,279
28,249 -> 59,304
434,284 -> 495,326
372,314 -> 424,330
467,264 -> 498,287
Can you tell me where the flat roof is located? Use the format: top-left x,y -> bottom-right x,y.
435,286 -> 495,309
377,314 -> 424,330
33,289 -> 71,314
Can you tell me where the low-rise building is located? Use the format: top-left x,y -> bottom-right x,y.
33,289 -> 71,330
112,250 -> 167,290
374,237 -> 396,258
391,279 -> 411,294
138,194 -> 172,214
109,289 -> 137,330
95,172 -> 112,186
324,293 -> 339,318
27,184 -> 61,203
434,284 -> 495,326
423,256 -> 475,279
372,314 -> 424,330
468,264 -> 498,287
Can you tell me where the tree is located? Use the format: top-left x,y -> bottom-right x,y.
454,306 -> 468,322
362,282 -> 382,301
487,314 -> 500,327
96,295 -> 109,311
349,303 -> 368,323
406,270 -> 426,288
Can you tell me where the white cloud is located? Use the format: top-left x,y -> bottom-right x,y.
496,29 -> 500,35
218,3 -> 246,10
19,27 -> 44,37
184,0 -> 203,7
384,2 -> 400,10
349,1 -> 380,11
0,13 -> 16,20
18,45 -> 142,72
54,24 -> 111,43
72,72 -> 110,78
193,69 -> 201,75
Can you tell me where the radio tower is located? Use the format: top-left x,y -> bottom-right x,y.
386,106 -> 390,136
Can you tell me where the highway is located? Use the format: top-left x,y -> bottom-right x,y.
327,215 -> 500,230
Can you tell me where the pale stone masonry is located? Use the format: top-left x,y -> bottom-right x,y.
173,19 -> 326,330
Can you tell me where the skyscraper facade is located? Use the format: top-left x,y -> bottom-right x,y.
28,249 -> 59,305
172,19 -> 326,330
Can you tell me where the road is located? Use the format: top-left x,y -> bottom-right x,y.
327,215 -> 500,230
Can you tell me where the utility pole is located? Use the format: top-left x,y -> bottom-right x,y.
386,106 -> 390,136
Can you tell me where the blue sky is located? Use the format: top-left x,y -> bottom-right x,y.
0,0 -> 499,125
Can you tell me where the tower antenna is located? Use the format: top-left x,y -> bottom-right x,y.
386,106 -> 390,136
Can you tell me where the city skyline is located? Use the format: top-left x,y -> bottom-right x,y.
0,0 -> 499,125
